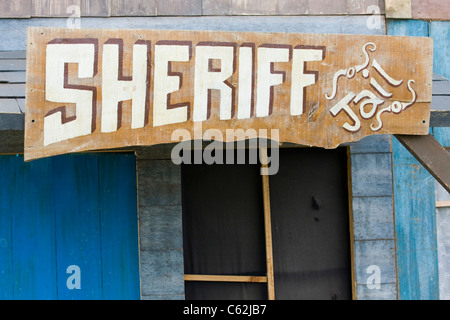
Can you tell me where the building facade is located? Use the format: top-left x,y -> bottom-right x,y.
0,0 -> 449,300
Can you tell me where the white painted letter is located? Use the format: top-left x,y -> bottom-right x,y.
290,47 -> 324,116
153,43 -> 190,127
44,42 -> 95,146
256,46 -> 290,117
101,41 -> 148,132
193,45 -> 234,122
237,45 -> 253,119
330,92 -> 361,132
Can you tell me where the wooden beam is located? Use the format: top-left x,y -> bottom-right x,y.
260,147 -> 275,300
184,274 -> 267,283
436,201 -> 450,208
394,134 -> 450,193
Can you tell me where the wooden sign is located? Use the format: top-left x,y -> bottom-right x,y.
24,27 -> 433,161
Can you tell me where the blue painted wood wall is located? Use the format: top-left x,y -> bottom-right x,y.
0,153 -> 140,299
388,19 -> 450,300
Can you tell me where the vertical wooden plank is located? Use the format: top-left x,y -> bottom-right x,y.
411,0 -> 450,21
346,147 -> 357,300
81,0 -> 110,16
12,156 -> 57,299
433,128 -> 450,148
394,134 -> 450,193
0,0 -> 31,18
430,20 -> 450,302
52,154 -> 102,299
157,0 -> 201,15
98,153 -> 140,300
110,0 -> 156,16
430,21 -> 450,82
230,0 -> 277,15
260,147 -> 275,300
392,136 -> 439,299
0,156 -> 15,299
387,19 -> 429,37
388,19 -> 440,300
31,0 -> 81,17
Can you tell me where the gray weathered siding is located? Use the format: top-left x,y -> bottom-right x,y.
136,147 -> 185,300
436,181 -> 450,300
349,134 -> 397,300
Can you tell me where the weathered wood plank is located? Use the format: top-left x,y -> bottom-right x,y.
25,27 -> 432,161
98,153 -> 140,299
184,274 -> 268,282
0,60 -> 26,71
157,0 -> 201,15
431,95 -> 450,111
0,130 -> 24,154
31,0 -> 81,17
394,134 -> 450,193
0,72 -> 7,83
0,71 -> 26,84
139,205 -> 183,251
0,113 -> 24,130
52,155 -> 102,299
353,196 -> 394,240
137,160 -> 181,206
385,0 -> 412,19
140,250 -> 184,297
349,134 -> 391,153
351,153 -> 393,197
12,156 -> 58,299
81,0 -> 110,17
0,51 -> 26,59
433,127 -> 450,148
308,0 -> 347,14
411,0 -> 450,20
17,98 -> 25,112
356,283 -> 397,300
388,18 -> 441,301
261,147 -> 275,300
432,80 -> 450,96
433,73 -> 448,81
0,99 -> 21,113
230,0 -> 278,15
353,239 -> 397,285
347,0 -> 385,14
110,0 -> 156,16
392,135 -> 440,300
277,0 -> 308,15
202,0 -> 232,15
0,0 -> 31,18
0,156 -> 14,299
430,21 -> 450,89
0,84 -> 25,98
0,15 -> 386,51
386,19 -> 428,37
436,201 -> 450,208
430,111 -> 450,127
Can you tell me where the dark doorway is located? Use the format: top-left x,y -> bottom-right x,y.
269,147 -> 352,300
181,147 -> 351,300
